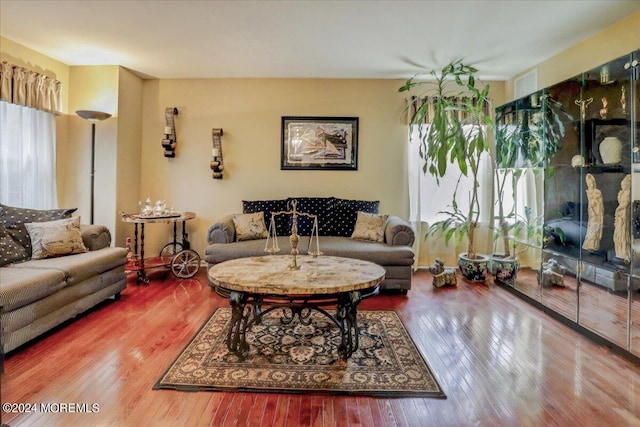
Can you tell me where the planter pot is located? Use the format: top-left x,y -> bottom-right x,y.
487,253 -> 506,275
490,255 -> 519,285
458,253 -> 489,282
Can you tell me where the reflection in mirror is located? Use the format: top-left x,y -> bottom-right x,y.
575,55 -> 634,349
493,92 -> 548,300
495,50 -> 640,358
511,169 -> 544,300
631,51 -> 640,358
537,78 -> 580,322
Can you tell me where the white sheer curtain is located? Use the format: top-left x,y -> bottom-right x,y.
0,101 -> 58,208
408,124 -> 493,268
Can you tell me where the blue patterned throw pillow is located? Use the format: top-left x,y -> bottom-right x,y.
0,203 -> 77,259
288,197 -> 335,236
0,215 -> 27,266
242,199 -> 289,237
333,198 -> 379,237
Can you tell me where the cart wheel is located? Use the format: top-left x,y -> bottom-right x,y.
160,242 -> 183,263
171,249 -> 200,279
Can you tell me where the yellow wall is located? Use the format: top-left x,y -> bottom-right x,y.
137,78 -> 412,254
115,68 -> 144,247
506,11 -> 640,100
67,66 -> 120,233
135,77 -> 504,256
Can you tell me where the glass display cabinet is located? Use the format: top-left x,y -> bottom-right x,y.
494,50 -> 639,357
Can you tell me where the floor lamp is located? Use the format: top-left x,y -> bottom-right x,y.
76,110 -> 112,224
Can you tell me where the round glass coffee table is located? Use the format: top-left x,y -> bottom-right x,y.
208,255 -> 385,360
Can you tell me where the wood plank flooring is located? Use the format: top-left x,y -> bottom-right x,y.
514,267 -> 640,351
3,268 -> 640,426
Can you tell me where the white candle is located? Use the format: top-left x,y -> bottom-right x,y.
212,148 -> 220,157
164,126 -> 172,135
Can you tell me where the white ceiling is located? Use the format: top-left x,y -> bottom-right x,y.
1,0 -> 639,80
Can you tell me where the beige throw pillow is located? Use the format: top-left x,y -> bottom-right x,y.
26,216 -> 88,259
351,211 -> 388,243
233,212 -> 268,241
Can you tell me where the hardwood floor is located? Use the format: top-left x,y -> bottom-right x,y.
513,267 -> 640,351
3,268 -> 640,426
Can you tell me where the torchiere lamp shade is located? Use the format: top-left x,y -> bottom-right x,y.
76,110 -> 112,122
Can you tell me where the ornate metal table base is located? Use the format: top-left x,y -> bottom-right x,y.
225,286 -> 379,360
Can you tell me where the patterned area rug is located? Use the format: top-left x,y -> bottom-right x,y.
154,308 -> 445,398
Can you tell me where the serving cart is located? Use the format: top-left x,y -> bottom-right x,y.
121,211 -> 200,284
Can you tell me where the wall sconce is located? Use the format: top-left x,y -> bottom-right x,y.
210,128 -> 224,179
162,107 -> 178,158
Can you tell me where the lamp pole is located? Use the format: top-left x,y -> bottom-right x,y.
76,110 -> 112,224
89,121 -> 97,224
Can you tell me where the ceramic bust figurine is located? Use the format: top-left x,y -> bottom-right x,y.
583,173 -> 604,252
614,174 -> 631,261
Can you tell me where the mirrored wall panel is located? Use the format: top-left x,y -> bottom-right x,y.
495,50 -> 639,356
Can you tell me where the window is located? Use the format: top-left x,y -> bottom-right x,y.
408,124 -> 492,225
0,101 -> 58,208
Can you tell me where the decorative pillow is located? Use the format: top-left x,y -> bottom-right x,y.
242,199 -> 289,237
233,212 -> 269,241
25,216 -> 88,259
288,197 -> 335,236
1,203 -> 77,258
351,211 -> 388,243
334,198 -> 379,237
0,219 -> 28,266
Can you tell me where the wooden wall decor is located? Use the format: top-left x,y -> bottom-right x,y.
162,107 -> 179,158
211,128 -> 224,179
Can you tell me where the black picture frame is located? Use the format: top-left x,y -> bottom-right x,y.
281,116 -> 358,170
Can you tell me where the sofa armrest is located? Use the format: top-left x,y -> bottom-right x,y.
80,224 -> 112,251
207,214 -> 236,244
384,216 -> 415,246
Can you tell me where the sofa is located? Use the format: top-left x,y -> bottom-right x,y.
204,197 -> 415,293
0,204 -> 127,354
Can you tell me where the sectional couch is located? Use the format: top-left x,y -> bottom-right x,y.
0,204 -> 127,353
204,197 -> 415,293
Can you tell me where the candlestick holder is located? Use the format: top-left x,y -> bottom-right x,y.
210,128 -> 224,179
162,107 -> 178,158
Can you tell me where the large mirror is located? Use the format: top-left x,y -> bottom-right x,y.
539,78 -> 581,323
629,51 -> 640,357
575,54 -> 633,349
493,93 -> 546,302
495,50 -> 639,356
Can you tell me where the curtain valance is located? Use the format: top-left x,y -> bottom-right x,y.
0,62 -> 62,113
406,96 -> 491,125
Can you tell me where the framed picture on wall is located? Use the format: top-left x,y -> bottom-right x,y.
281,116 -> 358,170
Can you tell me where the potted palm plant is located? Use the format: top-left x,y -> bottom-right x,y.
400,60 -> 492,282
